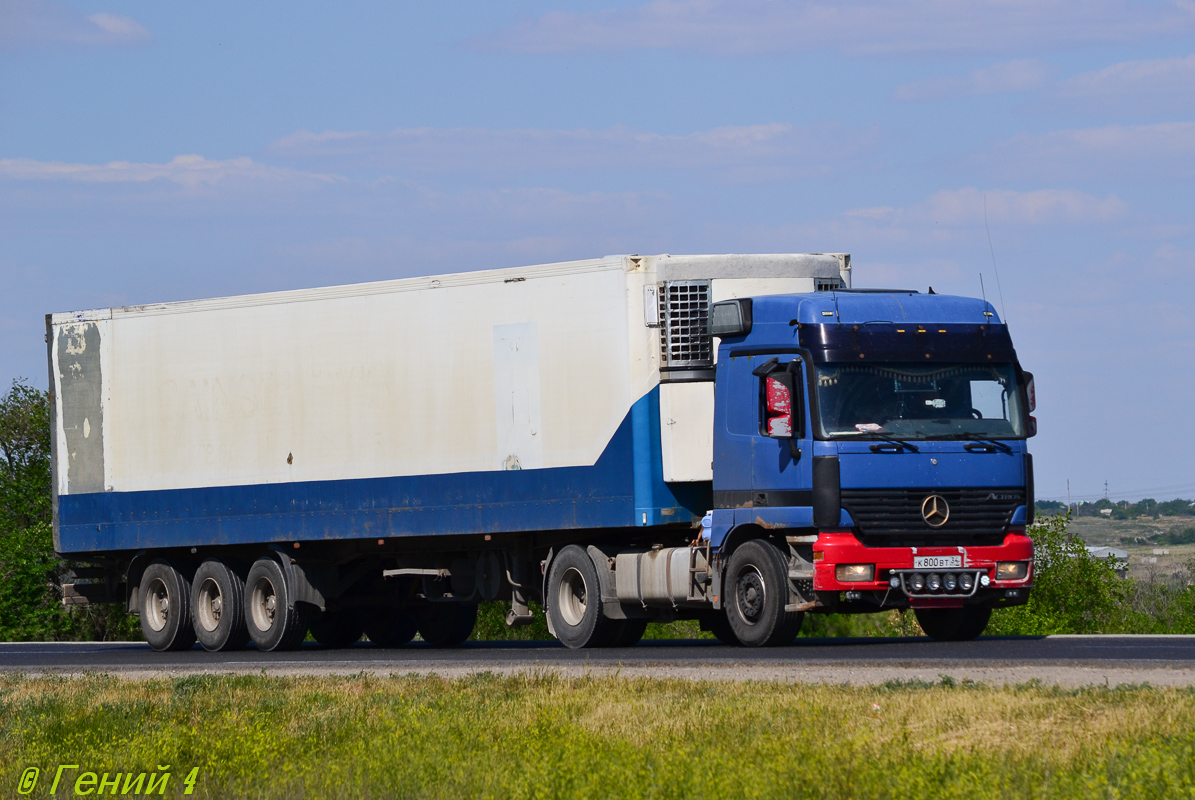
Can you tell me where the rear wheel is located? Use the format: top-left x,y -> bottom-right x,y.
418,603 -> 478,647
725,540 -> 803,647
915,606 -> 991,641
245,557 -> 310,651
309,609 -> 365,648
140,560 -> 197,652
606,618 -> 648,648
191,559 -> 249,652
362,608 -> 419,647
546,545 -> 618,649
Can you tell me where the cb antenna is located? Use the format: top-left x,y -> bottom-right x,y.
983,193 -> 1008,324
979,273 -> 988,325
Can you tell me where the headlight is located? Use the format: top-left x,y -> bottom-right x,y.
909,573 -> 926,592
927,573 -> 941,592
959,573 -> 975,592
835,564 -> 874,582
943,573 -> 957,591
996,562 -> 1029,581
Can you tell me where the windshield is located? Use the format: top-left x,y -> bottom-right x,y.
814,362 -> 1026,440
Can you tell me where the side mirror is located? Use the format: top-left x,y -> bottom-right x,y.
709,299 -> 753,337
756,360 -> 804,441
1024,371 -> 1036,412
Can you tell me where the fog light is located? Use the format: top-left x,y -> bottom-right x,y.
836,564 -> 875,582
996,562 -> 1028,581
889,576 -> 900,588
944,573 -> 957,591
980,574 -> 991,587
927,573 -> 941,592
909,573 -> 926,592
959,573 -> 975,592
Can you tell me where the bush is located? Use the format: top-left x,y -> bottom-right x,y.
988,512 -> 1195,635
0,380 -> 140,642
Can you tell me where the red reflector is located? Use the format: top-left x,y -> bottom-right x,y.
765,377 -> 792,436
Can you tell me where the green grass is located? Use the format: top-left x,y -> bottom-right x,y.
3,673 -> 1195,798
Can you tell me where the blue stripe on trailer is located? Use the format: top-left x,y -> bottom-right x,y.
54,388 -> 712,555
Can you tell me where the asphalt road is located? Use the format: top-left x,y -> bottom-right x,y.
2,636 -> 1194,683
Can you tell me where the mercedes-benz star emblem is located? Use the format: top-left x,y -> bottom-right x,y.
921,495 -> 950,527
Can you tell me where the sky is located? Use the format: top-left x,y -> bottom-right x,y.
1,0 -> 1193,503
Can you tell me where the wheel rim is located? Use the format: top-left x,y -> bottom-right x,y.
250,575 -> 279,632
556,567 -> 588,628
735,567 -> 766,625
196,577 -> 223,633
144,577 -> 170,632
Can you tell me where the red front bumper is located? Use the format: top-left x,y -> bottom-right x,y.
813,530 -> 1034,596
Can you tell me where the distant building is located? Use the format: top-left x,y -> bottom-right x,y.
1085,546 -> 1129,577
1099,509 -> 1113,517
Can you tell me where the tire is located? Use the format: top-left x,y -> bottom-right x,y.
418,603 -> 478,647
915,607 -> 991,642
546,545 -> 619,649
700,611 -> 741,646
362,608 -> 419,647
191,559 -> 250,652
606,618 -> 648,648
139,559 -> 197,652
724,540 -> 803,647
309,609 -> 365,648
244,557 -> 311,651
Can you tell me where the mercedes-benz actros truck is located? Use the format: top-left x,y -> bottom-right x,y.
49,253 -> 1035,651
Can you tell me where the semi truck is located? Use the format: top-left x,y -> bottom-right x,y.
48,252 -> 1036,651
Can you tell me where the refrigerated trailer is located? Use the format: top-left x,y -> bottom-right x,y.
49,252 -> 1035,651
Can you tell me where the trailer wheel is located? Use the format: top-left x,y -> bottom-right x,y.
724,540 -> 802,647
418,603 -> 478,647
362,609 -> 418,647
139,560 -> 197,652
191,559 -> 250,652
546,544 -> 618,649
915,607 -> 991,642
309,609 -> 365,648
245,557 -> 310,651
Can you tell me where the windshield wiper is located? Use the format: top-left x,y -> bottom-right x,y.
955,432 -> 1012,453
869,433 -> 919,452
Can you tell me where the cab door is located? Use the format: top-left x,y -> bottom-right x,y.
748,354 -> 814,510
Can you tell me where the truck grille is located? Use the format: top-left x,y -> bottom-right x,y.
659,281 -> 712,369
840,487 -> 1024,545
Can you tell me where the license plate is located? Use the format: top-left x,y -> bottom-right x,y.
914,555 -> 962,569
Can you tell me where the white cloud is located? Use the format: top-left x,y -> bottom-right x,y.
270,123 -> 874,182
0,154 -> 342,188
0,0 -> 150,49
896,60 -> 1051,101
895,187 -> 1127,225
471,0 -> 1195,57
1056,54 -> 1195,112
990,122 -> 1195,178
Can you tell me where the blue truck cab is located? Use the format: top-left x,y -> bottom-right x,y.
701,289 -> 1034,644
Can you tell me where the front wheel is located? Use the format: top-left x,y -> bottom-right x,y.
915,607 -> 991,641
724,540 -> 803,647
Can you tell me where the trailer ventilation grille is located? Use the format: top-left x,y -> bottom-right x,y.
841,487 -> 1024,546
816,279 -> 843,292
659,281 -> 712,369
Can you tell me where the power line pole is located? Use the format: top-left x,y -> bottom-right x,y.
1105,480 -> 1109,500
1067,479 -> 1071,507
